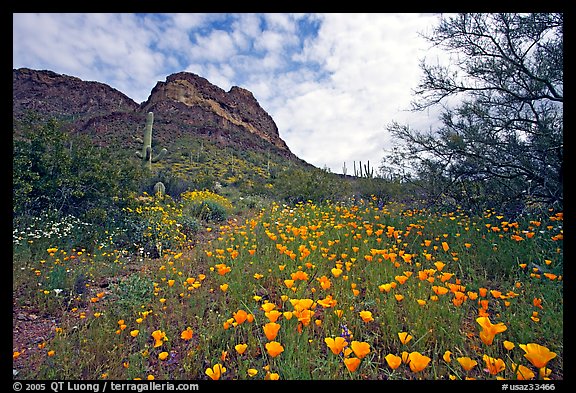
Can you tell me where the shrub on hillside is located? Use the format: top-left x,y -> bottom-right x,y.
180,190 -> 233,222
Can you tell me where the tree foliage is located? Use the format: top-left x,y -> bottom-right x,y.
383,13 -> 563,215
13,117 -> 146,224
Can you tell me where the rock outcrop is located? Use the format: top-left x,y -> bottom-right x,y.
13,68 -> 296,159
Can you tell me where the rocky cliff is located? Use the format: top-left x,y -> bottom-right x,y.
13,68 -> 297,160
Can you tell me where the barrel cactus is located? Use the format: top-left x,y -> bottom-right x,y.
153,181 -> 166,196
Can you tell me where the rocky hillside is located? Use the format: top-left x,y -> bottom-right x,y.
13,68 -> 301,162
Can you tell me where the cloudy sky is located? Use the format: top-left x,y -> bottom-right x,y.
13,13 -> 447,174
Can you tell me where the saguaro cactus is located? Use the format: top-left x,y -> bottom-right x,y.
135,112 -> 167,170
353,160 -> 374,178
363,160 -> 374,179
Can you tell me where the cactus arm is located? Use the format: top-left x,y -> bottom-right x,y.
151,148 -> 168,163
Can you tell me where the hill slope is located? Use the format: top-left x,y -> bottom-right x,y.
13,68 -> 321,194
13,68 -> 305,161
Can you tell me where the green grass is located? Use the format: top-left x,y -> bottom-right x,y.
12,196 -> 563,380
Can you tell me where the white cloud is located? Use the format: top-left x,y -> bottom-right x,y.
13,12 -> 444,173
190,29 -> 238,63
259,13 -> 442,172
13,13 -> 170,103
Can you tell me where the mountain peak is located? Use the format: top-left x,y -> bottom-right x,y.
141,71 -> 288,151
13,68 -> 296,159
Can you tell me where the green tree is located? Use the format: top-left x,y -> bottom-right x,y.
13,117 -> 145,222
384,13 -> 563,214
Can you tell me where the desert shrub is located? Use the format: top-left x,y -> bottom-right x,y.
110,274 -> 155,312
119,193 -> 190,257
180,190 -> 233,222
273,166 -> 351,205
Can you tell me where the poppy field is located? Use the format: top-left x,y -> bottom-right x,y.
13,194 -> 563,380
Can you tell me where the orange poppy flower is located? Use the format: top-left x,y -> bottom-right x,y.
502,341 -> 515,351
235,343 -> 248,355
344,357 -> 361,372
519,343 -> 557,369
265,310 -> 282,323
325,337 -> 348,355
291,270 -> 309,281
263,322 -> 281,341
351,341 -> 370,359
432,285 -> 449,295
408,351 -> 431,373
294,309 -> 314,326
216,264 -> 231,275
359,310 -> 374,322
205,363 -> 226,380
331,268 -> 343,278
434,261 -> 445,271
483,354 -> 506,375
533,298 -> 544,309
401,351 -> 410,364
398,332 -> 413,345
457,357 -> 477,371
265,372 -> 280,380
180,327 -> 193,340
476,316 -> 507,345
317,295 -> 337,308
490,290 -> 502,298
440,272 -> 454,282
452,291 -> 467,307
515,364 -> 535,380
151,330 -> 167,348
265,341 -> 284,357
233,309 -> 248,324
292,298 -> 314,310
385,354 -> 402,369
261,302 -> 276,312
395,275 -> 408,284
544,273 -> 557,280
317,275 -> 332,290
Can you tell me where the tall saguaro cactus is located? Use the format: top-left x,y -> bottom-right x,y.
135,112 -> 167,170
